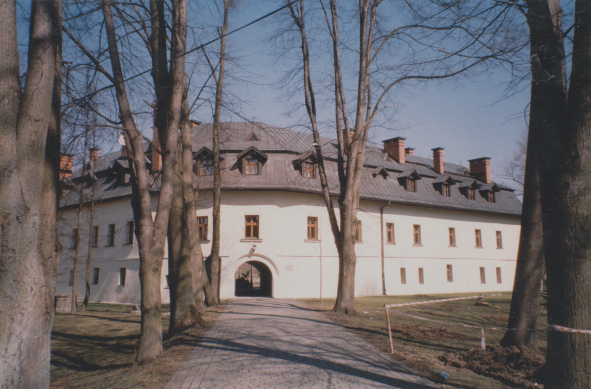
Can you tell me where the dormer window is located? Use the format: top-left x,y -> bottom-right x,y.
302,162 -> 314,178
193,147 -> 223,177
479,183 -> 500,203
293,150 -> 317,179
459,179 -> 481,200
372,166 -> 388,180
433,175 -> 456,197
201,159 -> 213,176
467,188 -> 475,200
442,184 -> 450,197
237,146 -> 267,176
246,157 -> 259,175
488,191 -> 495,203
398,169 -> 422,192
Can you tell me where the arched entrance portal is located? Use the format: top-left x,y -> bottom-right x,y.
234,260 -> 273,297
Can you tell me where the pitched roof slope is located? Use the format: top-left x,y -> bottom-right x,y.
61,122 -> 521,216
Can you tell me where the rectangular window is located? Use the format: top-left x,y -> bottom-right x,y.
201,159 -> 213,176
467,188 -> 475,200
449,227 -> 456,246
442,184 -> 450,197
418,268 -> 424,284
245,215 -> 259,239
496,267 -> 502,284
447,264 -> 453,282
488,191 -> 495,203
107,224 -> 115,246
119,268 -> 126,286
90,226 -> 99,248
303,162 -> 314,178
307,217 -> 318,240
72,228 -> 79,249
125,221 -> 134,245
413,224 -> 421,245
246,158 -> 259,175
407,179 -> 416,192
475,229 -> 482,247
92,268 -> 100,285
386,223 -> 395,244
198,217 -> 208,240
68,270 -> 74,286
496,231 -> 503,248
354,221 -> 362,242
400,268 -> 407,284
480,267 -> 486,284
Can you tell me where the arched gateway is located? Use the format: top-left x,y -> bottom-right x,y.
234,260 -> 273,297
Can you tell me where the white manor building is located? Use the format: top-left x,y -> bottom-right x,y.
56,122 -> 522,304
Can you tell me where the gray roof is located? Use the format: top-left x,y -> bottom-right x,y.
60,122 -> 521,216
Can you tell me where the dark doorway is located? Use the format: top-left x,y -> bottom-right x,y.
235,261 -> 272,297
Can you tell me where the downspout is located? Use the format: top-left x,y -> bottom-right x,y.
380,201 -> 391,295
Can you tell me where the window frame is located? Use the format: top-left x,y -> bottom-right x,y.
446,264 -> 453,282
90,226 -> 99,248
198,216 -> 209,241
245,157 -> 259,175
400,267 -> 407,284
413,224 -> 421,246
302,162 -> 315,179
480,267 -> 486,284
92,268 -> 100,285
354,221 -> 362,242
245,215 -> 260,239
496,267 -> 502,284
107,224 -> 115,246
201,159 -> 214,176
119,268 -> 126,286
442,184 -> 450,197
467,188 -> 475,200
307,216 -> 318,240
496,231 -> 503,249
125,221 -> 134,245
386,223 -> 395,244
475,229 -> 482,248
72,228 -> 79,249
407,178 -> 416,192
68,270 -> 74,286
449,227 -> 456,247
488,191 -> 495,203
418,268 -> 425,284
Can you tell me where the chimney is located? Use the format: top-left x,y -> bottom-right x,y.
89,148 -> 99,162
59,153 -> 74,179
405,147 -> 414,156
151,127 -> 161,173
432,147 -> 444,174
383,137 -> 406,164
468,157 -> 491,183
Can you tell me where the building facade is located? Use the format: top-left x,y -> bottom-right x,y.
56,122 -> 522,303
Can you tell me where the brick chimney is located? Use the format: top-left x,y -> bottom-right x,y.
468,157 -> 491,183
405,147 -> 414,156
383,137 -> 406,164
432,147 -> 444,174
59,154 -> 74,179
89,147 -> 99,162
151,127 -> 161,173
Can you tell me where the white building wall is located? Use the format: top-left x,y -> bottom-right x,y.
56,190 -> 520,303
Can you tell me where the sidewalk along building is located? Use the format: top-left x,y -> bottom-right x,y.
56,122 -> 522,304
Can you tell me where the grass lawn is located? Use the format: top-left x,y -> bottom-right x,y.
302,293 -> 547,389
50,302 -> 224,389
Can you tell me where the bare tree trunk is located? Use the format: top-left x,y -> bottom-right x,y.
501,0 -> 565,349
82,163 -> 96,311
71,201 -> 82,312
101,0 -> 185,363
0,0 -> 61,386
538,0 -> 591,385
209,0 -> 232,304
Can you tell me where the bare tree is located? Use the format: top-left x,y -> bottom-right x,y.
0,0 -> 62,386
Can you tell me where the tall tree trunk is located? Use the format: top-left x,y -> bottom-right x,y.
539,0 -> 591,385
502,0 -> 565,348
71,135 -> 89,313
101,0 -> 185,363
209,0 -> 231,304
82,163 -> 96,311
0,0 -> 61,387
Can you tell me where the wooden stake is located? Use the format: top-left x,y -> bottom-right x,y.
385,304 -> 394,354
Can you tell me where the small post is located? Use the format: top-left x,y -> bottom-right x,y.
480,328 -> 486,350
385,304 -> 394,354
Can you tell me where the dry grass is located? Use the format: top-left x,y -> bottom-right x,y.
50,302 -> 224,389
301,293 -> 547,389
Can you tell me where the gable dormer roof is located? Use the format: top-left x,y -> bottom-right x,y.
458,179 -> 481,189
433,175 -> 456,185
398,168 -> 422,180
372,166 -> 389,178
292,150 -> 317,165
479,183 -> 500,192
236,146 -> 268,162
